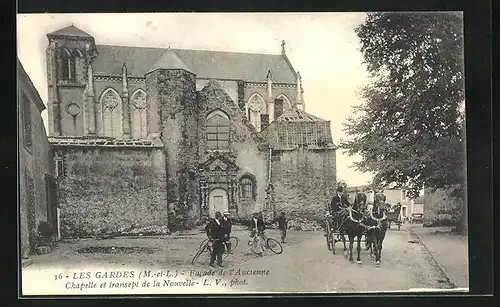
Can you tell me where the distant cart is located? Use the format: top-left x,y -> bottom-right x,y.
386,204 -> 403,230
411,213 -> 424,224
386,211 -> 402,230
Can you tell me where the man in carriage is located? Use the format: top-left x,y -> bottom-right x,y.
326,184 -> 351,232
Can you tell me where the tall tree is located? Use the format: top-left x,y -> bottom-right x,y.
341,13 -> 466,229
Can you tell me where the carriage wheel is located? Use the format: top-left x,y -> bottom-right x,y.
325,223 -> 332,251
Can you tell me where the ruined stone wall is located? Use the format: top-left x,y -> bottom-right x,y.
196,79 -> 239,104
54,146 -> 168,237
271,147 -> 336,223
146,69 -> 199,229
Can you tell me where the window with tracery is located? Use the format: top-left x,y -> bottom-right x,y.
239,176 -> 255,200
130,89 -> 148,139
101,88 -> 123,138
206,110 -> 230,150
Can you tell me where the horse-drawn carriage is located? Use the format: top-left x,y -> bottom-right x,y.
324,212 -> 367,255
324,190 -> 389,267
386,204 -> 402,230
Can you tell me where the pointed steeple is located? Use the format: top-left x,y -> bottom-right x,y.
148,49 -> 194,74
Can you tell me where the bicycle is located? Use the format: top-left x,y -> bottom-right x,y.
191,236 -> 239,264
247,231 -> 283,255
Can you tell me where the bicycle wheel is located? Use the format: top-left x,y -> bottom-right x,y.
199,238 -> 209,251
223,237 -> 239,260
191,243 -> 208,264
266,238 -> 283,254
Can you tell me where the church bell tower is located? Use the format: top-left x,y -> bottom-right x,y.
45,25 -> 97,136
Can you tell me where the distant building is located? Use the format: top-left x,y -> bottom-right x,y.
18,59 -> 58,258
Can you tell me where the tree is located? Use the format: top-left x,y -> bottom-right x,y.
341,13 -> 466,230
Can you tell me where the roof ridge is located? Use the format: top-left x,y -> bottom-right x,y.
96,43 -> 282,56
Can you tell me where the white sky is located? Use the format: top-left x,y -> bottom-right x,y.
17,13 -> 374,186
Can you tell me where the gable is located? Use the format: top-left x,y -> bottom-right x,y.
202,155 -> 238,172
92,45 -> 297,83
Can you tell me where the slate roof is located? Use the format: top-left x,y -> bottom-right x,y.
92,44 -> 297,83
47,25 -> 93,38
148,49 -> 193,73
274,108 -> 327,122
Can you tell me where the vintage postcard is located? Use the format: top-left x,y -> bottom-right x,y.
17,12 -> 469,295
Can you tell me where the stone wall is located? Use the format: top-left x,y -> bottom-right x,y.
271,147 -> 336,222
146,69 -> 200,229
196,79 -> 239,104
18,76 -> 55,257
54,146 -> 168,237
423,185 -> 465,227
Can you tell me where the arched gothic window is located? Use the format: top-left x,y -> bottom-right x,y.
247,93 -> 266,131
206,110 -> 230,150
100,88 -> 123,138
72,49 -> 83,82
239,175 -> 256,200
130,89 -> 148,139
60,49 -> 73,81
274,94 -> 291,119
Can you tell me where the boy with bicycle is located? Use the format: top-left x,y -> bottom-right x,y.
249,212 -> 266,256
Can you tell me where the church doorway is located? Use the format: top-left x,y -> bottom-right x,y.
208,188 -> 229,218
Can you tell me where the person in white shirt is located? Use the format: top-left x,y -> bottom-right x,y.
248,212 -> 265,256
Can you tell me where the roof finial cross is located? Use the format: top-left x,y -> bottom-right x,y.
281,40 -> 286,55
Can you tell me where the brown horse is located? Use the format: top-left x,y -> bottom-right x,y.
364,193 -> 388,267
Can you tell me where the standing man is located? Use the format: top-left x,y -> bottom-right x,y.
222,211 -> 233,253
276,212 -> 288,243
205,211 -> 225,267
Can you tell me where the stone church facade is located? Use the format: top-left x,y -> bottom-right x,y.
45,25 -> 337,236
